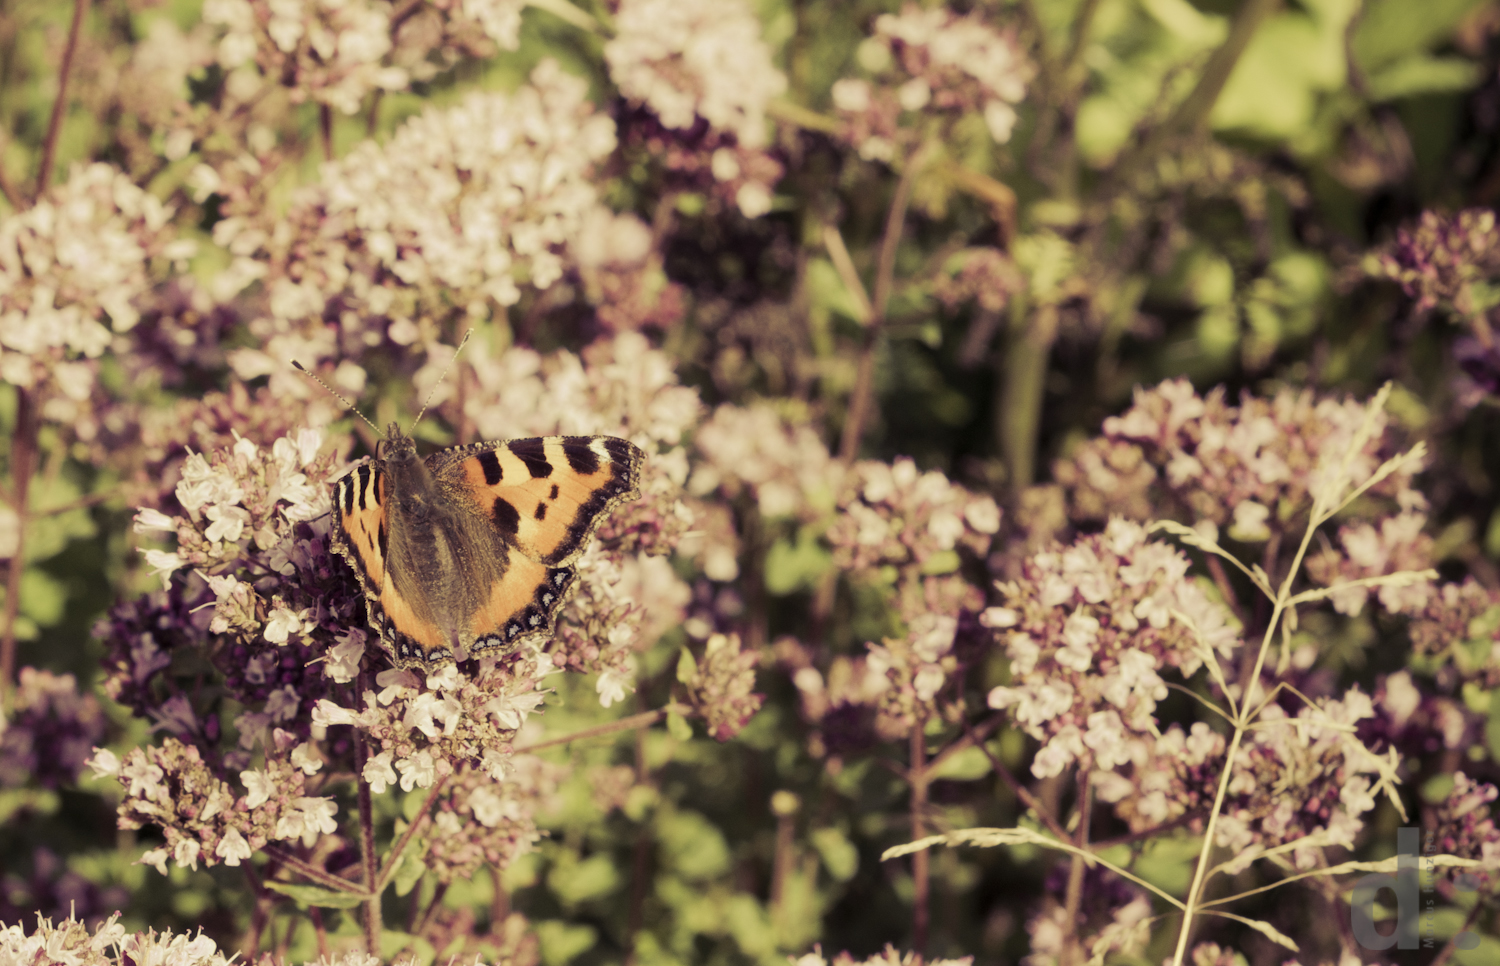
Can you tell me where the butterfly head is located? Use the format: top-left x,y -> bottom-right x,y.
379,424 -> 419,464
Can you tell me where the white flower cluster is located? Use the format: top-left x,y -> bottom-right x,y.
0,163 -> 193,431
0,912 -> 460,966
463,332 -> 701,447
830,3 -> 1030,162
205,0 -> 409,114
218,61 -> 618,388
605,0 -> 787,149
690,402 -> 837,522
985,519 -> 1239,779
873,4 -> 1029,143
136,430 -> 328,598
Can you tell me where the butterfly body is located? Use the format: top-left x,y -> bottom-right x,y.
331,424 -> 642,670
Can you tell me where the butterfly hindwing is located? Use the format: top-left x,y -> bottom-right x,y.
435,436 -> 643,567
466,561 -> 577,658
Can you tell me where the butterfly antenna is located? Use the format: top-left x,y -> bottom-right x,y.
291,360 -> 381,433
411,328 -> 473,431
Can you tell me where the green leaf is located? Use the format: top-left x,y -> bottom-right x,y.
928,746 -> 992,781
393,852 -> 426,896
666,709 -> 694,742
806,257 -> 868,323
263,881 -> 367,908
810,827 -> 859,882
918,549 -> 960,576
1367,55 -> 1481,101
0,789 -> 59,824
764,528 -> 832,595
379,931 -> 435,966
534,920 -> 597,966
657,808 -> 731,881
1352,0 -> 1487,71
1486,692 -> 1500,762
1213,4 -> 1356,139
548,852 -> 621,906
676,648 -> 698,684
19,568 -> 66,628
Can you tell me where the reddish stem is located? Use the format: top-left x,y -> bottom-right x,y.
36,0 -> 89,198
1,387 -> 36,694
909,721 -> 930,952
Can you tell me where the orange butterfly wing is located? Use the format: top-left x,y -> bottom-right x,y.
332,435 -> 644,669
437,436 -> 642,657
331,461 -> 451,663
440,436 -> 644,567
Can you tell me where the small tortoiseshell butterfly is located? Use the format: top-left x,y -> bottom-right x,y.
329,425 -> 643,670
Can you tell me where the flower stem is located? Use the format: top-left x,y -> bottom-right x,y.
36,0 -> 89,199
909,720 -> 930,952
354,727 -> 380,955
512,706 -> 673,753
1,387 -> 37,695
1169,488 -> 1331,965
839,145 -> 927,463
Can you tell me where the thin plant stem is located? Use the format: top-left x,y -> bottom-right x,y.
0,131 -> 21,210
240,855 -> 271,956
366,91 -> 383,138
310,906 -> 330,960
374,774 -> 448,891
1,387 -> 37,695
260,845 -> 364,894
998,301 -> 1054,489
319,105 -> 335,162
1428,900 -> 1485,966
839,145 -> 928,463
354,724 -> 380,954
1168,487 -> 1342,966
909,720 -> 930,952
35,0 -> 89,199
624,720 -> 651,966
1061,772 -> 1092,966
960,716 -> 1071,842
513,706 -> 673,753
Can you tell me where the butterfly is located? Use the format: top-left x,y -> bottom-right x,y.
329,424 -> 643,671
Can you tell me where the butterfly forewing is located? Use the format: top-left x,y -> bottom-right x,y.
332,463 -> 388,590
436,436 -> 643,567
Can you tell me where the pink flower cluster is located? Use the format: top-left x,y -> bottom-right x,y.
678,632 -> 763,742
1426,772 -> 1500,891
1100,690 -> 1398,869
1305,511 -> 1434,616
0,910 -> 508,965
792,945 -> 971,966
1022,868 -> 1150,966
831,4 -> 1030,162
0,163 -> 194,436
1371,208 -> 1500,319
1055,378 -> 1424,533
90,738 -> 314,875
785,459 -> 1000,742
217,60 -> 617,392
605,0 -> 786,218
202,0 -> 525,117
424,757 -> 564,884
0,668 -> 105,790
984,519 -> 1238,778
